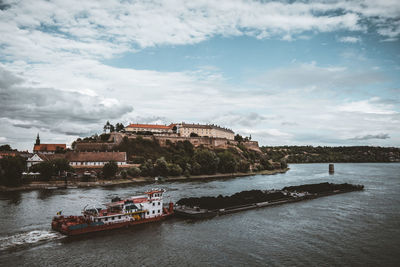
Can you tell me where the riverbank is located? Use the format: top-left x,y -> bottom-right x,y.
0,168 -> 289,192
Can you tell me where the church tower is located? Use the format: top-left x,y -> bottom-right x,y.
35,133 -> 40,145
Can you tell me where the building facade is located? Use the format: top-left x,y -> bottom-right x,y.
124,122 -> 235,140
67,151 -> 126,167
27,151 -> 127,169
124,123 -> 175,134
176,123 -> 234,140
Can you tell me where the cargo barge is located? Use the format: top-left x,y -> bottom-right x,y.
175,182 -> 364,219
52,188 -> 174,235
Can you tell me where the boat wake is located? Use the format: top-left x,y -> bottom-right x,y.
0,230 -> 64,251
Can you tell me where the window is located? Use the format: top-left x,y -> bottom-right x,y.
152,203 -> 155,206
118,216 -> 121,219
152,210 -> 155,214
112,217 -> 115,220
158,202 -> 160,205
147,212 -> 149,215
158,210 -> 160,213
105,218 -> 108,222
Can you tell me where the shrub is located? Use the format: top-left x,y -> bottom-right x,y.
127,167 -> 141,177
103,161 -> 118,179
237,160 -> 250,173
154,157 -> 169,176
140,159 -> 154,177
191,162 -> 201,175
168,163 -> 182,176
218,151 -> 237,173
193,149 -> 219,175
0,156 -> 25,186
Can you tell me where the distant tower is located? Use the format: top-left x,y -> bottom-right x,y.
35,133 -> 40,145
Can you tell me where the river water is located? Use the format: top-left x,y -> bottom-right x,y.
0,163 -> 399,266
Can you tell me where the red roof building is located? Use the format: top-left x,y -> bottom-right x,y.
33,144 -> 67,154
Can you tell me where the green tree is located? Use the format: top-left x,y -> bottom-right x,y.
0,156 -> 25,186
168,163 -> 182,176
53,158 -> 72,175
0,144 -> 12,151
154,157 -> 169,176
120,170 -> 127,179
234,134 -> 244,142
193,149 -> 219,175
237,160 -> 250,173
31,161 -> 55,181
127,167 -> 141,177
191,161 -> 201,175
115,123 -> 125,132
140,159 -> 154,177
103,161 -> 118,179
260,157 -> 274,170
218,151 -> 237,173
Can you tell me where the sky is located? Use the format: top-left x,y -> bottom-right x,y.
0,0 -> 399,151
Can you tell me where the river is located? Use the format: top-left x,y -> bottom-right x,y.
0,163 -> 399,266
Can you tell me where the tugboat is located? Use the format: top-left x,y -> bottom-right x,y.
52,189 -> 174,236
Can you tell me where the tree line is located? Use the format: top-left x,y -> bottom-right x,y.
261,145 -> 400,163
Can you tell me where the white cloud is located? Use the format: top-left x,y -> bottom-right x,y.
0,0 -> 399,66
338,98 -> 398,115
338,36 -> 361,43
254,62 -> 385,90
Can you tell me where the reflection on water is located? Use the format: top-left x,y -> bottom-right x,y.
0,191 -> 22,205
0,163 -> 399,266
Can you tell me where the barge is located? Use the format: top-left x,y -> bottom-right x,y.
175,182 -> 364,219
52,188 -> 173,236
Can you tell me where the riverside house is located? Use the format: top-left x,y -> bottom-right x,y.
27,151 -> 127,169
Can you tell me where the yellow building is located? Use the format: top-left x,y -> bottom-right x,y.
125,123 -> 175,134
177,123 -> 234,140
124,122 -> 235,140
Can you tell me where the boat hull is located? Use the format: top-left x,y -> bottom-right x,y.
53,215 -> 171,236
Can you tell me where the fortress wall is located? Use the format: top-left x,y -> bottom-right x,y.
74,142 -> 115,151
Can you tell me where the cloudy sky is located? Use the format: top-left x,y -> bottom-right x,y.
1,0 -> 399,151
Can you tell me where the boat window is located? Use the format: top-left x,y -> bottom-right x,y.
118,216 -> 121,219
152,210 -> 155,214
158,202 -> 160,205
152,203 -> 155,206
158,210 -> 160,213
112,217 -> 115,220
147,212 -> 149,215
105,218 -> 108,221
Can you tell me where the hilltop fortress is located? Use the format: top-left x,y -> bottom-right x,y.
125,122 -> 235,140
74,122 -> 260,152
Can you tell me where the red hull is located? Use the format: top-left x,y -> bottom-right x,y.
53,214 -> 172,236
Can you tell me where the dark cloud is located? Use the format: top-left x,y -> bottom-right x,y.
0,67 -> 133,135
350,133 -> 390,140
0,0 -> 11,11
